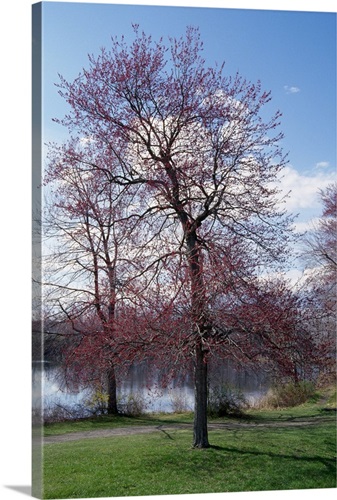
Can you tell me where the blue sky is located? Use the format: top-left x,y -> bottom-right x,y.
39,1 -> 336,227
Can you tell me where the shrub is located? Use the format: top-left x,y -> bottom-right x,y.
118,392 -> 147,416
43,398 -> 91,422
207,385 -> 247,418
84,390 -> 109,415
260,381 -> 316,408
169,389 -> 191,413
84,389 -> 148,417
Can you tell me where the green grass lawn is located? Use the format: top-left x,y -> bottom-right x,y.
42,398 -> 336,499
43,411 -> 194,437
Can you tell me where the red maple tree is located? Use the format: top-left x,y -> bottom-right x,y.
43,137 -> 142,414
46,26 -> 304,447
301,183 -> 337,383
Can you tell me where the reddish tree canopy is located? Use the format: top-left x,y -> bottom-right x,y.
47,26 -> 302,447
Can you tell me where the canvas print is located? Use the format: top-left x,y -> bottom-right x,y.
32,1 -> 336,498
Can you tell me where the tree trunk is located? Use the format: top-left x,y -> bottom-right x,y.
293,362 -> 299,385
193,341 -> 210,448
184,229 -> 210,448
107,364 -> 118,414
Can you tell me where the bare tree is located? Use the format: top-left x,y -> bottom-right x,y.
302,183 -> 337,383
43,139 -> 139,413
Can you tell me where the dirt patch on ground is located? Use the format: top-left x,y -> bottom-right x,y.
44,425 -> 179,444
44,417 -> 334,444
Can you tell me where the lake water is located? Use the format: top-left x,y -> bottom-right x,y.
32,361 -> 269,420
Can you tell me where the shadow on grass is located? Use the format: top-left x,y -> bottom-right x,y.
208,444 -> 336,473
157,426 -> 175,440
242,411 -> 334,424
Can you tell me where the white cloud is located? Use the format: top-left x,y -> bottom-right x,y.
290,219 -> 316,234
285,268 -> 305,286
293,216 -> 324,234
284,85 -> 301,94
79,135 -> 96,145
278,165 -> 335,212
315,161 -> 330,169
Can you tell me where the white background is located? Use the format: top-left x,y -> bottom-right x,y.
0,1 -> 335,499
